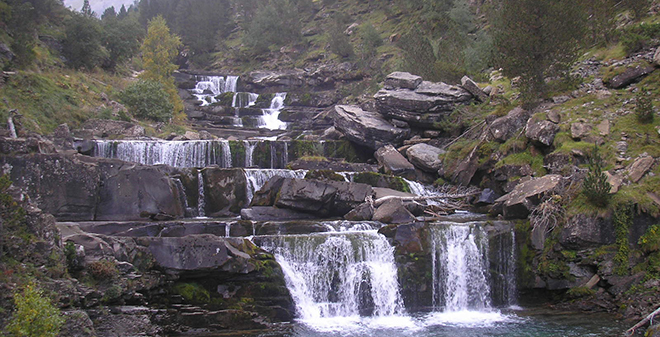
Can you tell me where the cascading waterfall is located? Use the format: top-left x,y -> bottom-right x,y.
258,93 -> 288,130
430,223 -> 492,312
197,171 -> 206,218
220,141 -> 232,168
260,230 -> 404,320
243,140 -> 257,167
193,75 -> 239,106
93,140 -> 221,168
232,92 -> 259,108
243,169 -> 307,204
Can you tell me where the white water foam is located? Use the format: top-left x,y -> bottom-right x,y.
258,93 -> 287,130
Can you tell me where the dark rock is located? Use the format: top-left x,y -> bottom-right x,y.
241,206 -> 317,221
475,188 -> 498,205
489,107 -> 530,142
287,159 -> 378,172
332,105 -> 409,150
607,66 -> 655,89
202,168 -> 248,215
544,152 -> 573,175
526,115 -> 560,146
559,214 -> 616,250
392,222 -> 428,254
251,176 -> 286,207
447,143 -> 480,186
375,144 -> 415,176
327,180 -> 373,215
79,119 -> 145,138
344,202 -> 375,221
406,143 -> 445,173
60,310 -> 96,337
461,76 -> 488,102
372,198 -> 415,224
275,178 -> 338,215
0,136 -> 57,155
384,71 -> 423,90
606,273 -> 645,296
247,70 -> 306,88
494,174 -> 562,219
53,123 -> 74,150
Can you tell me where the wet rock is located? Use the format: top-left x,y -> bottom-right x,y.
327,180 -> 374,215
494,174 -> 562,219
344,202 -> 375,221
406,143 -> 445,173
372,198 -> 415,224
202,168 -> 249,216
375,144 -> 415,176
607,65 -> 655,89
392,222 -> 428,254
79,118 -> 145,138
559,214 -> 615,250
332,105 -> 409,150
251,176 -> 286,207
606,273 -> 645,296
241,206 -> 317,221
384,71 -> 423,90
461,76 -> 488,102
526,115 -> 560,146
627,155 -> 655,183
91,309 -> 162,337
475,188 -> 498,205
571,122 -> 592,139
276,178 -> 338,215
488,107 -> 530,142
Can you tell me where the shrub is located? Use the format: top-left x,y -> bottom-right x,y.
639,225 -> 660,253
6,283 -> 64,337
613,203 -> 634,275
635,89 -> 654,124
583,146 -> 610,207
328,20 -> 354,59
88,259 -> 118,280
119,80 -> 174,122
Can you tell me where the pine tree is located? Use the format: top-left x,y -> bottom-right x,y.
81,0 -> 93,17
118,4 -> 128,19
140,16 -> 184,121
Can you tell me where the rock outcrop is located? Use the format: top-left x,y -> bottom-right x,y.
375,144 -> 415,176
406,143 -> 445,173
494,174 -> 563,218
332,105 -> 409,150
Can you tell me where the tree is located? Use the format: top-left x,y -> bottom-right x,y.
583,145 -> 611,207
118,4 -> 128,19
62,12 -> 108,69
119,80 -> 174,122
6,283 -> 64,337
174,0 -> 231,55
102,14 -> 144,71
81,0 -> 93,17
243,0 -> 301,55
101,6 -> 116,21
491,0 -> 587,103
140,15 -> 183,121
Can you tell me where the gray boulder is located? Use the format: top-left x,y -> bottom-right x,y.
276,178 -> 338,215
627,155 -> 655,183
571,122 -> 592,140
247,69 -> 306,88
241,206 -> 317,221
406,143 -> 445,172
608,65 -> 655,89
372,198 -> 415,224
344,202 -> 375,221
384,71 -> 423,90
559,214 -> 615,250
655,47 -> 660,67
202,168 -> 249,216
333,105 -> 409,150
526,115 -> 560,146
494,174 -> 562,219
489,107 -> 530,142
375,144 -> 415,176
461,76 -> 488,102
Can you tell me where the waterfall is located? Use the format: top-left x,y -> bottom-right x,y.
260,230 -> 404,320
243,169 -> 307,204
7,115 -> 17,139
92,140 -> 220,168
197,171 -> 206,218
225,223 -> 231,238
282,141 -> 289,168
232,92 -> 259,108
258,93 -> 287,130
491,228 -> 517,307
220,141 -> 232,168
430,223 -> 492,312
244,140 -> 257,168
270,142 -> 276,169
192,75 -> 238,106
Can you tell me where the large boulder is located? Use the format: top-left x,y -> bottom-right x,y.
332,105 -> 409,150
374,80 -> 472,128
526,115 -> 560,147
607,65 -> 655,89
559,214 -> 615,250
406,143 -> 445,172
246,70 -> 306,89
275,178 -> 372,217
489,107 -> 530,142
494,174 -> 563,219
461,76 -> 489,102
202,168 -> 249,216
375,145 -> 416,176
627,155 -> 655,183
372,198 -> 415,224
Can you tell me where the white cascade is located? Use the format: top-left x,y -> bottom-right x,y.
258,93 -> 287,130
243,169 -> 307,204
93,140 -> 220,168
430,223 -> 492,312
197,171 -> 206,218
192,75 -> 238,106
260,230 -> 405,320
220,141 -> 232,168
243,140 -> 257,167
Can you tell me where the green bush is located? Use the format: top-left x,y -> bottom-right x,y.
119,80 -> 174,122
635,89 -> 654,124
6,283 -> 64,337
639,224 -> 660,253
328,20 -> 354,59
583,146 -> 610,207
88,259 -> 118,280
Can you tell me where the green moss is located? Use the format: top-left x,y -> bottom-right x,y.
560,250 -> 578,261
305,169 -> 345,181
229,140 -> 246,167
172,282 -> 211,303
612,176 -> 660,216
214,92 -> 235,106
639,225 -> 660,253
613,203 -> 634,276
566,286 -> 596,299
353,172 -> 411,193
514,220 -> 536,288
290,140 -> 324,159
495,150 -> 546,176
323,140 -> 361,162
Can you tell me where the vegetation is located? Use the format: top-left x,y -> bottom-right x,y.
5,283 -> 64,337
583,146 -> 611,207
119,80 -> 174,122
635,88 -> 654,124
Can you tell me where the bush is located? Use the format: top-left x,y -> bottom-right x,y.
635,89 -> 654,124
6,283 -> 64,337
639,225 -> 660,253
88,259 -> 118,280
119,80 -> 174,122
583,146 -> 610,207
328,20 -> 354,59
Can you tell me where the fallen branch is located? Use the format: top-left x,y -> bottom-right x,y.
625,305 -> 660,336
373,192 -> 479,208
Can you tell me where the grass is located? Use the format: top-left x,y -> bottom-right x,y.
495,150 -> 547,176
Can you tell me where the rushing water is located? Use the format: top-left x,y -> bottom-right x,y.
259,93 -> 288,130
193,75 -> 238,106
243,168 -> 308,204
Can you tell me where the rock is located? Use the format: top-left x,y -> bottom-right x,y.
375,144 -> 415,176
374,81 -> 472,128
571,122 -> 592,139
247,69 -> 306,88
372,198 -> 415,224
655,47 -> 660,67
608,65 -> 655,89
544,152 -> 573,175
384,72 -> 423,90
392,222 -> 427,254
240,206 -> 317,221
461,76 -> 488,102
552,95 -> 571,104
53,123 -> 74,150
596,120 -> 610,136
627,155 -> 655,182
647,324 -> 660,337
489,107 -> 530,142
332,105 -> 409,150
60,310 -> 96,337
475,188 -> 498,205
0,136 -> 57,155
448,142 -> 480,186
80,119 -> 145,138
276,178 -> 337,215
494,174 -> 563,219
344,202 -> 375,221
526,115 -> 560,146
406,143 -> 445,172
327,180 -> 374,215
559,214 -> 615,250
616,141 -> 628,154
250,176 -> 286,207
605,171 -> 623,194
202,168 -> 249,216
606,272 -> 645,296
547,110 -> 561,124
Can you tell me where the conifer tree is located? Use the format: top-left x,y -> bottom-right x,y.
81,0 -> 93,17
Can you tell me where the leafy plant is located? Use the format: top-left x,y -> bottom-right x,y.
639,224 -> 660,253
87,259 -> 118,280
583,145 -> 611,207
5,283 -> 64,337
119,80 -> 173,122
613,203 -> 633,275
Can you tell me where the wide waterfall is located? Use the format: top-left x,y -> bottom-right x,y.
260,229 -> 405,320
193,75 -> 238,106
93,140 -> 227,168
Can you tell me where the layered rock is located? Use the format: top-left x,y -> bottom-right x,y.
375,144 -> 415,176
332,105 -> 409,150
489,107 -> 530,142
406,143 -> 445,173
494,174 -> 563,218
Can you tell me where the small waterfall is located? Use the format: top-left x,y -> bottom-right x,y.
270,142 -> 276,169
260,230 -> 404,319
491,228 -> 517,307
243,169 -> 307,204
7,115 -> 17,139
192,75 -> 238,106
173,178 -> 191,216
431,223 -> 492,312
197,171 -> 206,218
244,140 -> 257,168
282,141 -> 289,167
258,93 -> 287,130
232,92 -> 259,108
220,141 -> 232,168
92,140 -> 220,168
225,223 -> 231,238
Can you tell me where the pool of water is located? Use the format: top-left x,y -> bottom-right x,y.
195,307 -> 628,337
